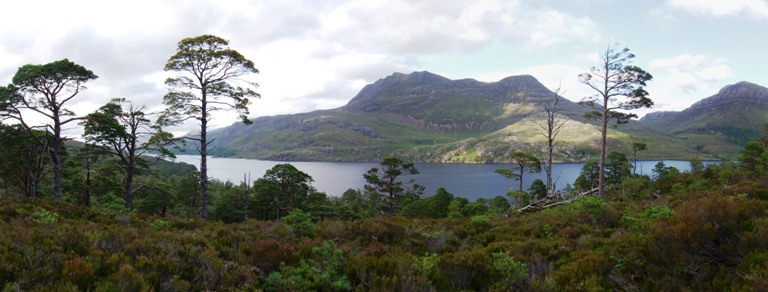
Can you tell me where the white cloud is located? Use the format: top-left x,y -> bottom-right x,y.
522,10 -> 602,51
648,54 -> 735,111
0,0 -> 604,135
665,0 -> 768,18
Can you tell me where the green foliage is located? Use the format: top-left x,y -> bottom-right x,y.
160,34 -> 258,127
447,198 -> 467,218
572,195 -> 606,216
283,209 -> 316,237
32,208 -> 59,224
6,59 -> 98,200
575,159 -> 599,192
364,157 -> 424,216
740,140 -> 768,176
622,205 -> 674,231
0,124 -> 50,198
149,219 -> 172,230
605,151 -> 632,185
496,151 -> 542,191
264,240 -> 351,291
252,164 -> 314,220
528,179 -> 547,200
413,253 -> 438,278
652,161 -> 680,180
400,187 -> 456,218
492,252 -> 529,290
82,98 -> 171,210
506,190 -> 529,209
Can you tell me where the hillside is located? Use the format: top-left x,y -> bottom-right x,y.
640,81 -> 768,157
204,71 -> 712,162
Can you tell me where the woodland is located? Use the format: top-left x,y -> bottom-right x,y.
1,35 -> 768,291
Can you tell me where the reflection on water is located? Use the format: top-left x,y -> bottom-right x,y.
171,155 -> 702,201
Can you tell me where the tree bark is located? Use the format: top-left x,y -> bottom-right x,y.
200,91 -> 209,219
599,96 -> 608,197
52,116 -> 63,200
124,164 -> 133,210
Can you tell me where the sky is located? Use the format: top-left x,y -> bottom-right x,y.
1,0 -> 766,135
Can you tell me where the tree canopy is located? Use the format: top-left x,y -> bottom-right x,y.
363,157 -> 424,216
159,34 -> 260,219
3,59 -> 98,200
495,152 -> 542,192
579,45 -> 652,197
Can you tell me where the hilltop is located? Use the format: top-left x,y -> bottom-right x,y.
640,81 -> 768,156
203,72 -> 766,162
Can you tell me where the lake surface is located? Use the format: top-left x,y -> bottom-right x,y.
172,155 -> 699,201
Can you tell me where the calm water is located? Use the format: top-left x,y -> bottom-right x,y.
172,155 -> 698,201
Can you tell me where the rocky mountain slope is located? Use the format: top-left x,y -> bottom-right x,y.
640,81 -> 768,155
202,71 -> 749,162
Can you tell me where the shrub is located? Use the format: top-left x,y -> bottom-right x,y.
492,252 -> 529,290
32,209 -> 59,225
264,240 -> 351,291
149,219 -> 172,230
283,209 -> 316,237
622,205 -> 675,231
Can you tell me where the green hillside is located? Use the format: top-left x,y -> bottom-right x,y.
202,72 -> 764,162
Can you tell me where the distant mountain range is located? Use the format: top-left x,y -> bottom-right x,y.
201,71 -> 768,162
640,81 -> 768,154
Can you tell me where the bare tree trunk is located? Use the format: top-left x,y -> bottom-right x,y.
200,95 -> 209,219
547,139 -> 554,191
243,173 -> 250,221
52,119 -> 63,200
124,164 -> 133,210
85,159 -> 92,207
599,98 -> 608,197
537,88 -> 564,194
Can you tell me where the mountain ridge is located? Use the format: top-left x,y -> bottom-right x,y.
202,71 -> 764,162
639,81 -> 768,148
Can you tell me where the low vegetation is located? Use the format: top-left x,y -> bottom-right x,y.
1,135 -> 768,290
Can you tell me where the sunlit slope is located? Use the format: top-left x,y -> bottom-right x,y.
202,71 -> 740,162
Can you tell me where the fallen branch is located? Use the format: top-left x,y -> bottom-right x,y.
516,187 -> 599,213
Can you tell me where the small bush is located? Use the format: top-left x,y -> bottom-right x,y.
283,209 -> 316,237
149,219 -> 172,230
32,209 -> 59,224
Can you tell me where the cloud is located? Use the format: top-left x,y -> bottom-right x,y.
647,54 -> 735,111
664,0 -> 768,18
649,54 -> 733,89
0,0 -> 605,136
521,10 -> 602,51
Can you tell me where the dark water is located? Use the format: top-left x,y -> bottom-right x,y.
172,155 -> 699,201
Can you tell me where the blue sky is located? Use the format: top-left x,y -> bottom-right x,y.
0,0 -> 766,134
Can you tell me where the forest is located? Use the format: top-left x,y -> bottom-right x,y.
2,35 -> 768,290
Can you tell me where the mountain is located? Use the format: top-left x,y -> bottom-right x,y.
640,81 -> 768,155
204,71 -> 710,162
